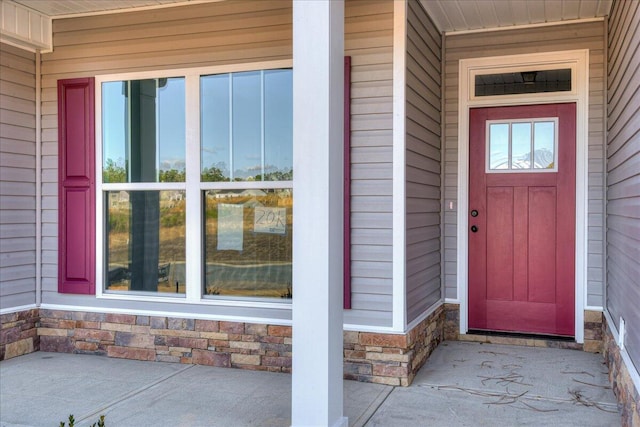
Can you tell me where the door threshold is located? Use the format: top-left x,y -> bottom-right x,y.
467,329 -> 574,341
459,330 -> 582,350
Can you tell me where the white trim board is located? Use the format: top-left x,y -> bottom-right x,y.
391,0 -> 407,333
456,49 -> 589,343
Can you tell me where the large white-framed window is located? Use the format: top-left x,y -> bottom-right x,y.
95,61 -> 293,306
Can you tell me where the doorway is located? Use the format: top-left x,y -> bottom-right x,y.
468,103 -> 576,336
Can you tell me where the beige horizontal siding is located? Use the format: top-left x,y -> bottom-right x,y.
405,0 -> 442,324
345,0 -> 394,325
443,21 -> 607,306
606,0 -> 640,376
0,43 -> 36,310
38,0 -> 394,327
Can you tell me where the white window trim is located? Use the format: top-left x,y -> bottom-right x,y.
95,59 -> 294,310
454,49 -> 589,343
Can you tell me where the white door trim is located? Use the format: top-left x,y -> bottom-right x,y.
456,49 -> 589,343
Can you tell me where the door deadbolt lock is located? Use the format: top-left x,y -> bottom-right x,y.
470,225 -> 478,233
471,210 -> 478,217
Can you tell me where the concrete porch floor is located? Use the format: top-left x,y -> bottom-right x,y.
0,341 -> 621,426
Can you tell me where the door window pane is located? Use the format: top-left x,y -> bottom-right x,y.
489,123 -> 509,170
487,119 -> 557,173
105,190 -> 186,295
102,78 -> 185,183
534,121 -> 555,169
203,189 -> 292,299
511,122 -> 532,169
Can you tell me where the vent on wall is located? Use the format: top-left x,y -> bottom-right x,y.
619,317 -> 626,350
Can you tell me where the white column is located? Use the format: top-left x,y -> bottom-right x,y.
291,1 -> 346,426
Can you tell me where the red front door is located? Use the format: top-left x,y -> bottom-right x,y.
469,103 -> 576,336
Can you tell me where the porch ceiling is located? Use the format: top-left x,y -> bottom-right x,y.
12,0 -> 613,29
10,0 -> 198,17
420,0 -> 613,33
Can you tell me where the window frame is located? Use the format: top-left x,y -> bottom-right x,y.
95,60 -> 293,309
485,117 -> 559,174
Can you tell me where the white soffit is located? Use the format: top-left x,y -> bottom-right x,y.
420,0 -> 613,33
11,0 -> 197,18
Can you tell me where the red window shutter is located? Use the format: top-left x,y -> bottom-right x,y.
344,56 -> 352,309
57,78 -> 95,294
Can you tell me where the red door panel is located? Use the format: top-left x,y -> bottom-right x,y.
469,103 -> 576,336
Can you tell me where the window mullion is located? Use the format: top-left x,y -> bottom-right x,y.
261,70 -> 265,180
530,121 -> 534,170
229,75 -> 234,181
185,74 -> 202,302
508,122 -> 513,170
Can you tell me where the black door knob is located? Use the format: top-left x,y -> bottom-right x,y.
470,225 -> 478,233
471,210 -> 478,217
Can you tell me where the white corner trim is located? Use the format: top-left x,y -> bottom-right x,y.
457,50 -> 590,343
35,50 -> 42,307
391,0 -> 407,333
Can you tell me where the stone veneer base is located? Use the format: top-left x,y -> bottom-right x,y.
1,306 -> 445,387
0,309 -> 39,360
603,316 -> 640,427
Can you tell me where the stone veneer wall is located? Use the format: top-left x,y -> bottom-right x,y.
344,305 -> 444,386
603,317 -> 640,427
0,309 -> 39,360
1,306 -> 445,387
37,310 -> 293,372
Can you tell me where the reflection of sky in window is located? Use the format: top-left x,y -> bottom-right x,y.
102,78 -> 185,173
104,71 -> 292,182
534,121 -> 555,168
511,122 -> 531,169
233,72 -> 261,179
489,123 -> 509,169
103,81 -> 126,168
201,74 -> 230,178
201,69 -> 293,181
265,70 -> 293,176
158,78 -> 185,172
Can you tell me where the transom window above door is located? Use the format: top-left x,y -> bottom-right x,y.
486,118 -> 558,172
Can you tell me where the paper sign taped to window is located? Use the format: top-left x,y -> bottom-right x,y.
254,207 -> 286,235
218,204 -> 244,251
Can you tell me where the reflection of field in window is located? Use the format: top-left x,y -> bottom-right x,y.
106,190 -> 186,294
204,189 -> 292,298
